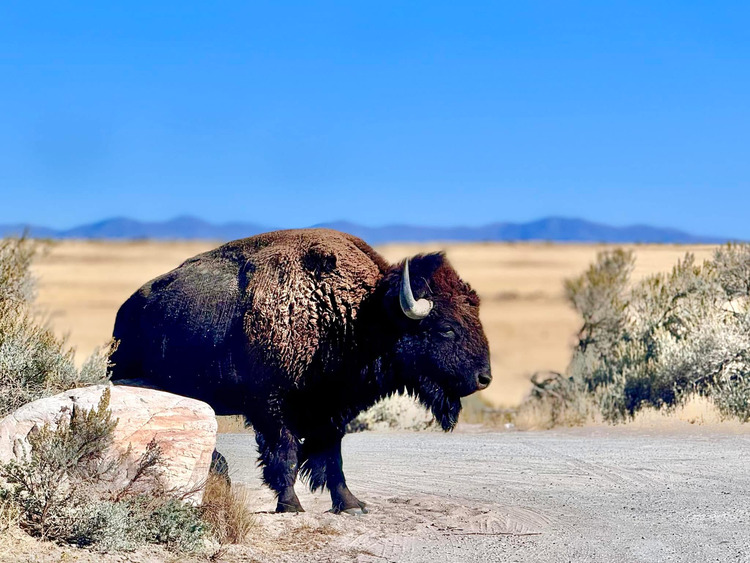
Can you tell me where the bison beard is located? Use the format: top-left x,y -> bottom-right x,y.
411,378 -> 463,431
110,229 -> 491,514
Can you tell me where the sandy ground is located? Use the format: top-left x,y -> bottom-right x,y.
3,425 -> 747,563
212,427 -> 750,563
30,239 -> 718,407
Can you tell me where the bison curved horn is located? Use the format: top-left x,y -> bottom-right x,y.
399,259 -> 433,320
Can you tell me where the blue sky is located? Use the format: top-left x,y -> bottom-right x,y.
1,1 -> 749,236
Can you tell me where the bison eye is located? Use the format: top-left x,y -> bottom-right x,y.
438,328 -> 456,340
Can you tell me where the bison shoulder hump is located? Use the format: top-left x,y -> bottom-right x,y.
240,233 -> 384,379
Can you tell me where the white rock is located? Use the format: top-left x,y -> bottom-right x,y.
0,384 -> 217,503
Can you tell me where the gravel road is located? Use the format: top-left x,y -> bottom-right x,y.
216,427 -> 750,563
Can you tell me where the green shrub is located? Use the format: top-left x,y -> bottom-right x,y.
138,497 -> 206,552
0,388 -> 209,552
524,244 -> 750,424
0,388 -> 117,540
0,236 -> 111,417
68,499 -> 136,550
62,495 -> 207,552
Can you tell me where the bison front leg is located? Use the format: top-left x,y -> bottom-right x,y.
255,427 -> 304,513
301,433 -> 368,514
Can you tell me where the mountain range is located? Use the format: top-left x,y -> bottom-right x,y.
0,216 -> 730,245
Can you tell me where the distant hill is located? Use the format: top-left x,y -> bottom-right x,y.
0,216 -> 270,242
0,216 -> 730,244
313,218 -> 728,244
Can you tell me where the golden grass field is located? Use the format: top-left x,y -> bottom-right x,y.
30,240 -> 719,408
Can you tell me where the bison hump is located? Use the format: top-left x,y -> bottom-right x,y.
242,232 -> 383,382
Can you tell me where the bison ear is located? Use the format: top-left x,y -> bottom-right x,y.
406,252 -> 447,282
396,252 -> 446,303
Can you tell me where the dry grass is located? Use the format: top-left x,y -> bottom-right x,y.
630,395 -> 726,426
0,500 -> 20,534
200,474 -> 255,546
514,391 -> 600,430
30,240 -> 720,410
251,518 -> 343,555
512,388 -> 740,431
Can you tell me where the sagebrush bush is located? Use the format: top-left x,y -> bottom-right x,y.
140,497 -> 206,552
346,393 -> 437,432
524,244 -> 750,425
0,236 -> 111,417
0,388 -> 118,540
0,388 -> 209,552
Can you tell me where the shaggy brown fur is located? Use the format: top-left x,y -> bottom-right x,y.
238,230 -> 388,382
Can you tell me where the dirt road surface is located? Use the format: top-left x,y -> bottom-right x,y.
217,427 -> 750,563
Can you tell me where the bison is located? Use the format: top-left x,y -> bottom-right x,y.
110,229 -> 491,513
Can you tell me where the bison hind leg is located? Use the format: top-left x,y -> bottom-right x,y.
300,436 -> 368,514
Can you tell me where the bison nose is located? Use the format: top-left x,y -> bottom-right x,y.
476,372 -> 492,389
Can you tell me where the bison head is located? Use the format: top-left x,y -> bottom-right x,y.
383,253 -> 492,430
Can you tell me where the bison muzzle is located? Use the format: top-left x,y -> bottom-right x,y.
110,229 -> 491,513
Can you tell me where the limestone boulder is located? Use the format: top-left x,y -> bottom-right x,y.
0,384 -> 217,503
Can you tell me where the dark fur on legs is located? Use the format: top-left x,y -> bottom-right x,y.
255,427 -> 304,512
299,432 -> 367,513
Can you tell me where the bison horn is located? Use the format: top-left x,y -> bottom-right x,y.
399,259 -> 433,320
